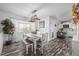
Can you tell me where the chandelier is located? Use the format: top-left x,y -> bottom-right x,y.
72,3 -> 79,25
30,15 -> 40,22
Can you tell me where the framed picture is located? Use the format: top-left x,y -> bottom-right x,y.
39,21 -> 45,28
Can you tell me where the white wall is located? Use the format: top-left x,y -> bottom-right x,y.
0,21 -> 3,55
49,16 -> 61,41
0,33 -> 3,55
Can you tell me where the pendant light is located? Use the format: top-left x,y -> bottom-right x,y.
30,15 -> 40,22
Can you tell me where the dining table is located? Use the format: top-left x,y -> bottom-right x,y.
23,33 -> 42,55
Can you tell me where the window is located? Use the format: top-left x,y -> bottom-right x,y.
14,21 -> 31,33
12,19 -> 35,33
18,23 -> 24,32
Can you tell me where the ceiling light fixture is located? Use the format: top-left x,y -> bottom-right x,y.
30,15 -> 40,22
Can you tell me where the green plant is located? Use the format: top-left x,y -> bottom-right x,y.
1,18 -> 14,34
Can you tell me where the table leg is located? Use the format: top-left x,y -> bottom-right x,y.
31,44 -> 33,53
41,44 -> 43,54
34,41 -> 36,55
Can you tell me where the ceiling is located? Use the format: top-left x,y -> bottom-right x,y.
0,3 -> 73,21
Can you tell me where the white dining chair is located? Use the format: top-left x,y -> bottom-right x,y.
41,33 -> 48,55
23,37 -> 34,55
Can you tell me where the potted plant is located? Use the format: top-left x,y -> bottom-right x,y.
1,18 -> 15,45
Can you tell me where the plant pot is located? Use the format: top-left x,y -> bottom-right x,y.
3,34 -> 12,45
4,40 -> 12,45
3,34 -> 8,44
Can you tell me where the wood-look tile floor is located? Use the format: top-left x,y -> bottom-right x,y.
1,38 -> 72,56
1,41 -> 25,56
44,38 -> 72,56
